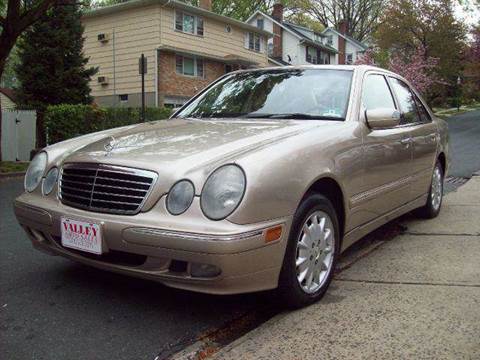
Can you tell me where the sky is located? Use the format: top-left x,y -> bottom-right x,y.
454,3 -> 480,28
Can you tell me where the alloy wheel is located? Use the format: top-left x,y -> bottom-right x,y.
431,165 -> 443,211
295,210 -> 335,294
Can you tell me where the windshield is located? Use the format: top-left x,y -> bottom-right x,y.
176,69 -> 353,120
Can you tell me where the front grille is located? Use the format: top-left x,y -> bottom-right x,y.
59,163 -> 157,215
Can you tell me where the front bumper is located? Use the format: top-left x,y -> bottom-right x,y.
14,194 -> 291,295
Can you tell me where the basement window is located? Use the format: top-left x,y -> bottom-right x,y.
176,55 -> 204,78
119,94 -> 128,102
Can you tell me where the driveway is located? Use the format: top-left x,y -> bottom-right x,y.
1,110 -> 479,360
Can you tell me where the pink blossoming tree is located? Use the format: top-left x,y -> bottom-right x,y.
355,45 -> 441,94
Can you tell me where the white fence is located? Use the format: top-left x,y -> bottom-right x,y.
1,110 -> 37,161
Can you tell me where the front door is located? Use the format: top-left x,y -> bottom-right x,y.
354,73 -> 414,226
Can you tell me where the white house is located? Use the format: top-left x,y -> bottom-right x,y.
246,3 -> 368,66
322,26 -> 368,64
246,3 -> 337,66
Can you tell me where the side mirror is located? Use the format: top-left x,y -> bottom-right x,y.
365,108 -> 401,129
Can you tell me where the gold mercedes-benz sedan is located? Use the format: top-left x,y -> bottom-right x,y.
14,65 -> 449,307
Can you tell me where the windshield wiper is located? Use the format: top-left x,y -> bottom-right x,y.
188,112 -> 248,118
245,113 -> 344,121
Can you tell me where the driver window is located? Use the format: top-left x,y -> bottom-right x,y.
362,74 -> 396,110
389,77 -> 421,125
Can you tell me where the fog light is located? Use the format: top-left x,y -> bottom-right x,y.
190,263 -> 221,278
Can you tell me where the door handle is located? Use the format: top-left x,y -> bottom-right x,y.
400,138 -> 411,147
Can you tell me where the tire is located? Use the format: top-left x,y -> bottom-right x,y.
277,193 -> 340,309
415,160 -> 444,219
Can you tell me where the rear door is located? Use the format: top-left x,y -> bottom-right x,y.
388,78 -> 438,199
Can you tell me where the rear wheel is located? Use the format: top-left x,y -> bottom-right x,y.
416,160 -> 443,219
278,194 -> 340,308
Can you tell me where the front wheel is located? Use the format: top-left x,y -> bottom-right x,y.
416,160 -> 444,219
277,194 -> 340,308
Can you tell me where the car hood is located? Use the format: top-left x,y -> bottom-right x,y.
59,117 -> 345,196
64,118 -> 322,171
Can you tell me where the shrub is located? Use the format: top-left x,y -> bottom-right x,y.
44,104 -> 172,144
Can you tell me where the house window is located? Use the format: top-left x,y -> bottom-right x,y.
225,64 -> 233,73
119,94 -> 128,102
175,11 -> 204,36
346,53 -> 353,64
257,18 -> 264,30
306,46 -> 318,64
176,55 -> 204,78
245,32 -> 262,52
267,39 -> 273,56
327,35 -> 333,45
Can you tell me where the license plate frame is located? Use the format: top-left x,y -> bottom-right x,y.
60,217 -> 103,255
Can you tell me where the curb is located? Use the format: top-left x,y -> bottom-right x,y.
0,171 -> 25,179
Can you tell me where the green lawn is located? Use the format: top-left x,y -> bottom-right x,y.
433,102 -> 480,118
0,161 -> 29,174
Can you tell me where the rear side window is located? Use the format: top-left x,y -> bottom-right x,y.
362,74 -> 396,110
389,78 -> 421,125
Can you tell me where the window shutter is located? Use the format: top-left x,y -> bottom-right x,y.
175,55 -> 183,74
175,11 -> 183,31
197,17 -> 204,36
196,58 -> 204,78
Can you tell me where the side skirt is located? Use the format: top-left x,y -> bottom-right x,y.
341,194 -> 428,252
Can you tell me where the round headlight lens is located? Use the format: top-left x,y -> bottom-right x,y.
166,180 -> 195,215
25,152 -> 47,192
42,167 -> 59,195
200,165 -> 246,220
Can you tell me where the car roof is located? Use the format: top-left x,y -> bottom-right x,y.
235,64 -> 395,76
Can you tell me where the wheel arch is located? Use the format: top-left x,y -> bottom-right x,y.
437,152 -> 446,175
301,176 -> 346,241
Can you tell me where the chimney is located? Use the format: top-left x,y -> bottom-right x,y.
272,2 -> 284,22
337,20 -> 347,65
199,0 -> 212,11
272,2 -> 283,60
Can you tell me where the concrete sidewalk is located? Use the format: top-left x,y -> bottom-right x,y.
215,176 -> 480,359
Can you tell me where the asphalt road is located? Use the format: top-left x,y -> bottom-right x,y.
444,110 -> 480,178
1,110 -> 479,360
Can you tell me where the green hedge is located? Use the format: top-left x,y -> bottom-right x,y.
44,104 -> 172,144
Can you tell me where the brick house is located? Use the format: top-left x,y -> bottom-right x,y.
82,0 -> 271,108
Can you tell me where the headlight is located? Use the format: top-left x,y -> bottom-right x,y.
25,152 -> 47,192
166,180 -> 195,215
42,167 -> 59,195
200,164 -> 246,220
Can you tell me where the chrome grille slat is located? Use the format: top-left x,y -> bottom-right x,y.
92,190 -> 144,199
94,176 -> 152,185
82,183 -> 147,193
59,179 -> 94,186
61,185 -> 93,194
59,163 -> 157,215
62,173 -> 96,179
